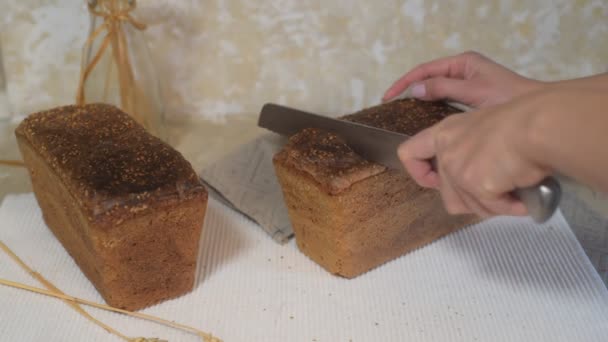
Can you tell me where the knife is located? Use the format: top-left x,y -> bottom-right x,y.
258,103 -> 561,223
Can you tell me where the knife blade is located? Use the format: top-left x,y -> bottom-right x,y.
258,103 -> 408,169
258,103 -> 561,223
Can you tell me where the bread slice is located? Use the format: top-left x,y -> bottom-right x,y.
273,99 -> 478,278
15,104 -> 208,310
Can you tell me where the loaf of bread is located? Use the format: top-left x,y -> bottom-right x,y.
273,99 -> 478,278
15,104 -> 208,310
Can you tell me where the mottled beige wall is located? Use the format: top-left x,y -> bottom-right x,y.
1,0 -> 607,121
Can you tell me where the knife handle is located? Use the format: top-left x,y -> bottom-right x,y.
513,177 -> 561,223
429,157 -> 561,223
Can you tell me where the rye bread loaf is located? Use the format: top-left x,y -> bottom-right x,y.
273,99 -> 477,278
15,103 -> 208,310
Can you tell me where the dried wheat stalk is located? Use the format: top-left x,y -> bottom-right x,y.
0,240 -> 221,342
0,160 -> 25,167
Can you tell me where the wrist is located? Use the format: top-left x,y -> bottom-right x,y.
543,73 -> 608,92
519,78 -> 550,97
518,90 -> 559,170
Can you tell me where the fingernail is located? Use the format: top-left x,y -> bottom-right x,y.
411,83 -> 426,98
382,90 -> 395,102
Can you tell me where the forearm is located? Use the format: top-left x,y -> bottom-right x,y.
527,87 -> 608,192
548,72 -> 608,91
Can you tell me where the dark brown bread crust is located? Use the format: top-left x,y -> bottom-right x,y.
274,99 -> 461,194
274,128 -> 387,195
15,104 -> 206,226
342,98 -> 460,134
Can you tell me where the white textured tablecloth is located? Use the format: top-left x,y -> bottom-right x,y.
1,193 -> 607,341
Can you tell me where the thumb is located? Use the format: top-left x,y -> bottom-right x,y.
410,77 -> 477,105
397,126 -> 440,189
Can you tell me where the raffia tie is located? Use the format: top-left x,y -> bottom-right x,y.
1,1 -> 147,168
76,0 -> 146,124
0,0 -> 146,167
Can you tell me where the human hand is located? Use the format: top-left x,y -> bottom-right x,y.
383,51 -> 543,109
397,92 -> 553,218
